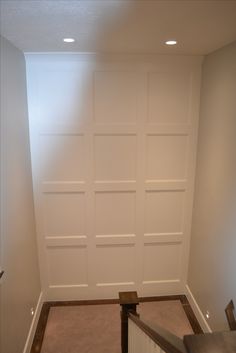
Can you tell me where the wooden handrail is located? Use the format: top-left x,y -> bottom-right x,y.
129,312 -> 187,353
119,291 -> 186,353
225,300 -> 236,330
128,311 -> 236,353
119,292 -> 236,353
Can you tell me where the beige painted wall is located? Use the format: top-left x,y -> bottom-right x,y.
0,36 -> 41,353
188,41 -> 236,331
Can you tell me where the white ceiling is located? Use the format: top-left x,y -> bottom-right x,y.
0,0 -> 236,54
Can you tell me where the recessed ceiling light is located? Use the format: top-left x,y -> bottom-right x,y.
63,38 -> 75,43
165,40 -> 177,46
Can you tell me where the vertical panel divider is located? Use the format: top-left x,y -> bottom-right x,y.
135,70 -> 148,294
85,128 -> 96,297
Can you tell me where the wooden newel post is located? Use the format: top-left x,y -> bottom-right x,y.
119,291 -> 139,353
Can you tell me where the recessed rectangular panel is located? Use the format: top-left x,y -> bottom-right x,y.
94,135 -> 136,181
143,243 -> 181,281
40,135 -> 85,181
37,67 -> 92,125
95,244 -> 135,284
94,71 -> 138,124
43,193 -> 86,236
148,72 -> 191,124
146,135 -> 188,180
47,246 -> 87,285
145,191 -> 184,234
95,191 -> 136,235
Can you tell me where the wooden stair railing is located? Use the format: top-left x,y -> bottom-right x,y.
225,300 -> 236,331
119,291 -> 236,353
129,312 -> 187,353
119,291 -> 186,353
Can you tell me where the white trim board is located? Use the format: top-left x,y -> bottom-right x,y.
23,291 -> 44,353
185,285 -> 212,333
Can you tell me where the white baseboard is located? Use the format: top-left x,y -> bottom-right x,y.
185,285 -> 212,333
23,291 -> 44,353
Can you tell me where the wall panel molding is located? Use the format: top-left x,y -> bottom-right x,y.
26,54 -> 202,300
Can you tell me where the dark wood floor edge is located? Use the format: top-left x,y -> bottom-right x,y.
180,295 -> 203,334
30,302 -> 51,353
30,298 -> 122,353
139,294 -> 204,334
46,298 -> 120,307
30,294 -> 203,353
139,294 -> 186,303
32,294 -> 186,310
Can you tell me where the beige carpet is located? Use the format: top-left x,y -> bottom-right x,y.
41,300 -> 193,353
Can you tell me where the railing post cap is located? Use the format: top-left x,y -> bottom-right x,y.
119,291 -> 139,305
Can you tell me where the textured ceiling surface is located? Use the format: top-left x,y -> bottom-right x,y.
0,0 -> 236,54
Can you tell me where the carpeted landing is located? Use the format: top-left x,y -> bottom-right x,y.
40,300 -> 193,353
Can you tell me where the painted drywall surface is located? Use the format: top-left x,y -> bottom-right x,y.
188,41 -> 236,331
0,36 -> 41,353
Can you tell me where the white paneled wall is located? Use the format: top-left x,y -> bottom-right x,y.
26,54 -> 202,300
128,319 -> 166,353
